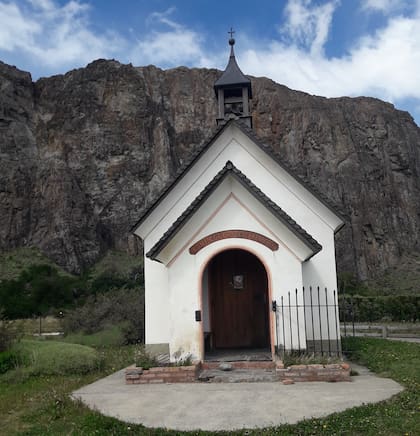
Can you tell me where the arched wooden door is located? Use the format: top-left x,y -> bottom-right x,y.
209,249 -> 270,349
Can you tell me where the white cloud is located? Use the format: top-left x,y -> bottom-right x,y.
0,1 -> 216,73
131,8 -> 213,67
0,0 -> 123,70
240,0 -> 420,110
362,0 -> 407,14
0,0 -> 418,123
0,2 -> 40,50
283,0 -> 338,55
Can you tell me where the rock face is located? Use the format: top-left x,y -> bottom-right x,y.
0,59 -> 419,279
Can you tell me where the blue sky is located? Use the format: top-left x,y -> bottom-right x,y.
1,0 -> 420,126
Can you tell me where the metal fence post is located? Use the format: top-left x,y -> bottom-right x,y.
295,288 -> 301,352
325,287 -> 331,356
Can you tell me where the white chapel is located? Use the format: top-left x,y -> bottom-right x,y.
133,36 -> 345,362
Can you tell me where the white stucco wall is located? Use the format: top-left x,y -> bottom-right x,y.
302,231 -> 341,342
137,122 -> 343,359
148,186 -> 310,360
144,259 -> 170,345
157,178 -> 315,265
166,236 -> 305,361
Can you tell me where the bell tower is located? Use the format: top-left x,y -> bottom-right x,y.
214,29 -> 253,128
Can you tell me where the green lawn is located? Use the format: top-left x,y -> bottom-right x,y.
0,337 -> 419,435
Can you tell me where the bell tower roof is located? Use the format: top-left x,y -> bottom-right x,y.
214,31 -> 252,98
214,29 -> 253,128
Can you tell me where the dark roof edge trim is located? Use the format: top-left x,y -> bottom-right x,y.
146,161 -> 322,261
233,121 -> 347,230
146,161 -> 232,259
131,120 -> 232,233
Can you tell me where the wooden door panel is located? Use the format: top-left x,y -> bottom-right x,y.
209,249 -> 269,349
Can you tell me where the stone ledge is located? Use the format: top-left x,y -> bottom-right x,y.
125,363 -> 201,384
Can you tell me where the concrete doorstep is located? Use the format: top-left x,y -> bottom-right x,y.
72,362 -> 403,432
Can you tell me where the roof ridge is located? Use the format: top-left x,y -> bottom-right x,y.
132,119 -> 345,234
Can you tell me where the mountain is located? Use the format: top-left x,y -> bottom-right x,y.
1,59 -> 419,280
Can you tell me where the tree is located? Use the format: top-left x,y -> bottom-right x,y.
0,265 -> 76,319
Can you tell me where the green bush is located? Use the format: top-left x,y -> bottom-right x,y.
133,345 -> 157,369
0,252 -> 144,321
0,319 -> 14,352
14,340 -> 101,375
0,265 -> 77,319
339,294 -> 419,322
89,270 -> 142,293
62,288 -> 144,344
0,350 -> 20,374
338,272 -> 369,295
0,311 -> 21,352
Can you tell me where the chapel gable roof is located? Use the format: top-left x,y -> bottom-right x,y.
132,119 -> 345,233
146,160 -> 322,261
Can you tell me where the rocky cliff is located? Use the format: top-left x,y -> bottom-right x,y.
1,59 -> 419,280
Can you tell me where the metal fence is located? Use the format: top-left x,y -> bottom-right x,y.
273,286 -> 342,358
339,293 -> 356,338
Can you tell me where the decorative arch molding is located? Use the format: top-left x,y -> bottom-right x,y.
189,230 -> 279,255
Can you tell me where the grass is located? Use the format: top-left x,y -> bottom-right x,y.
62,325 -> 126,348
0,337 -> 418,435
0,341 -> 136,435
4,340 -> 102,379
282,352 -> 342,367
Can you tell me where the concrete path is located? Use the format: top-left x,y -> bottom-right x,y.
72,364 -> 403,432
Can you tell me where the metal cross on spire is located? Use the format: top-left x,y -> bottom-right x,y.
228,27 -> 236,52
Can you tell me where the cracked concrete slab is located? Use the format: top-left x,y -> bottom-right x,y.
72,363 -> 403,431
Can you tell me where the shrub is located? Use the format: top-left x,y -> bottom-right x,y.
339,294 -> 419,322
0,311 -> 21,352
0,265 -> 77,319
14,340 -> 101,375
0,350 -> 20,374
133,345 -> 157,369
338,272 -> 369,295
62,287 -> 144,344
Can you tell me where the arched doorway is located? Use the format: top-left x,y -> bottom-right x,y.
205,249 -> 270,350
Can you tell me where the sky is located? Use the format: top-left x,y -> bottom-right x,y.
0,0 -> 419,126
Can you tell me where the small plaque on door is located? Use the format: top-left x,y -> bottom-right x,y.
232,274 -> 245,289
